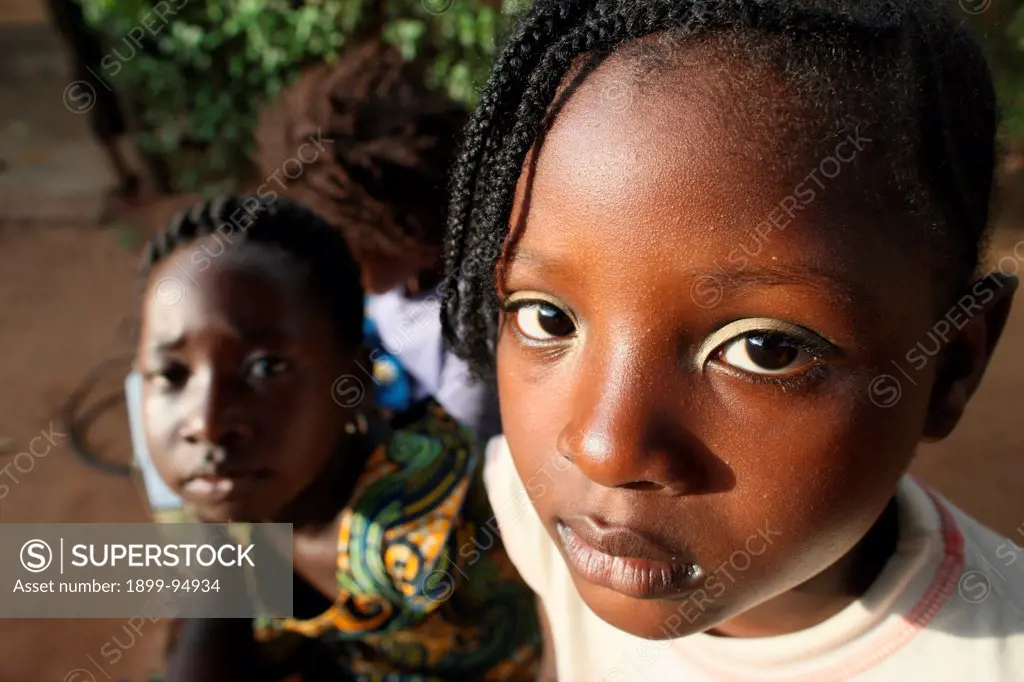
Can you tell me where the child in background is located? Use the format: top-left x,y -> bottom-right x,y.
442,1 -> 1024,680
128,41 -> 500,521
255,39 -> 502,441
137,195 -> 538,681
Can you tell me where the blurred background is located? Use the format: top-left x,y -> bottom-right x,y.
0,0 -> 1022,680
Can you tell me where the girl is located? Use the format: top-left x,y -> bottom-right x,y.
128,43 -> 500,521
256,39 -> 502,440
441,1 -> 1024,680
136,196 -> 538,681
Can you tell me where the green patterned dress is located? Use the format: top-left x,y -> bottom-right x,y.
155,404 -> 540,682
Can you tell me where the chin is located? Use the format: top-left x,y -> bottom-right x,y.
186,500 -> 266,524
574,576 -> 736,640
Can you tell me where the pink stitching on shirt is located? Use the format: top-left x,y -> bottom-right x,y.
682,482 -> 965,682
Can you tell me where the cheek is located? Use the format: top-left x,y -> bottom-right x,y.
496,335 -> 577,510
269,373 -> 347,461
268,382 -> 331,436
141,387 -> 179,448
699,372 -> 928,579
140,388 -> 189,489
707,369 -> 927,494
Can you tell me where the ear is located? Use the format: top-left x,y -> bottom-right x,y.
922,273 -> 1018,441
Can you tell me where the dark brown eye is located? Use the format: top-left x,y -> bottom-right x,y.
513,302 -> 576,340
247,356 -> 291,380
150,363 -> 190,389
719,333 -> 812,376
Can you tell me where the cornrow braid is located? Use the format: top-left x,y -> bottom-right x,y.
442,0 -> 997,379
140,195 -> 364,346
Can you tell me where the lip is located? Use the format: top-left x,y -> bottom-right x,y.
182,470 -> 272,500
556,516 -> 703,599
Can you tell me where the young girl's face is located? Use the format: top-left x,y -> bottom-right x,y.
496,54 -> 995,637
138,238 -> 357,523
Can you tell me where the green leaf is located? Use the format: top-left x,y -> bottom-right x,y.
383,19 -> 427,60
458,11 -> 477,49
75,0 -> 515,193
266,75 -> 283,97
477,7 -> 496,52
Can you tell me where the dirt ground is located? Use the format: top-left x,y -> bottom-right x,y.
1,18 -> 1024,682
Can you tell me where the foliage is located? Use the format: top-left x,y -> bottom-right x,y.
998,4 -> 1024,145
77,0 -> 523,192
78,0 -> 1024,192
964,3 -> 1024,151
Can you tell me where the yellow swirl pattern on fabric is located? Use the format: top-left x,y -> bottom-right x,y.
253,403 -> 541,681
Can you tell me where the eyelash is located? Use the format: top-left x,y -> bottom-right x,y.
142,354 -> 292,390
708,341 -> 830,390
145,363 -> 188,384
501,296 -> 833,391
500,298 -> 576,346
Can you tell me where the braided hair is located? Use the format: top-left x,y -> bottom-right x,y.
441,0 -> 999,378
255,40 -> 469,261
140,195 -> 364,346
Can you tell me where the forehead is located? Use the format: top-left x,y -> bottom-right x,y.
141,238 -> 324,344
507,51 -> 933,320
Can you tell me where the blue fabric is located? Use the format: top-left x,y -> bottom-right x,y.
363,310 -> 414,414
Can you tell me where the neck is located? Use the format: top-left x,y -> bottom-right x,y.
711,497 -> 901,638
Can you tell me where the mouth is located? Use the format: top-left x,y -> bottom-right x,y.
556,517 -> 703,599
182,470 -> 273,500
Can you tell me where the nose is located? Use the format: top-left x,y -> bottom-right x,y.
180,371 -> 253,448
559,337 -> 707,495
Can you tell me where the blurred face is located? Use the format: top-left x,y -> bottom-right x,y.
496,53 -> 972,638
138,238 -> 357,522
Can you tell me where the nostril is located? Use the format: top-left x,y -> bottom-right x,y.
620,480 -> 664,492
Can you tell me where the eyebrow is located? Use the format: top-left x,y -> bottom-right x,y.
146,326 -> 295,353
149,337 -> 185,353
691,264 -> 869,302
508,248 -> 872,304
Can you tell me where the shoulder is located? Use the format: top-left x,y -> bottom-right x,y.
913,481 -> 1024,666
939,494 -> 1024,622
335,407 -> 480,611
482,435 -> 555,598
347,405 -> 479,535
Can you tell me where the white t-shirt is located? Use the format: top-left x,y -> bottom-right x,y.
484,435 -> 1024,682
